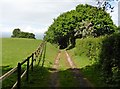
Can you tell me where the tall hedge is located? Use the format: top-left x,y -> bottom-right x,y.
75,36 -> 103,62
75,34 -> 120,86
99,34 -> 120,86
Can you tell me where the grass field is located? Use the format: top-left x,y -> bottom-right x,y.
1,38 -> 43,88
2,38 -> 41,66
1,38 -> 42,74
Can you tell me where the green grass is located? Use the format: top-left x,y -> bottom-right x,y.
44,42 -> 58,68
2,38 -> 41,68
68,48 -> 91,68
21,66 -> 51,88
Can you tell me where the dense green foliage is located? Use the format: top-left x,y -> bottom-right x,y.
45,4 -> 116,49
75,33 -> 120,87
11,28 -> 36,39
75,37 -> 103,61
99,34 -> 120,87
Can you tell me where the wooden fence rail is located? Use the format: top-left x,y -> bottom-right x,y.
0,41 -> 46,89
0,67 -> 17,81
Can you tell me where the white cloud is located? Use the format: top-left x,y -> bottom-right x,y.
20,26 -> 48,34
0,24 -> 47,39
108,1 -> 118,26
118,1 -> 120,26
110,8 -> 118,26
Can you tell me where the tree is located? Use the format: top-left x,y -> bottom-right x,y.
11,28 -> 21,38
11,28 -> 36,39
44,4 -> 117,49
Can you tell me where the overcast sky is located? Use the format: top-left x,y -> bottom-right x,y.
0,0 -> 119,39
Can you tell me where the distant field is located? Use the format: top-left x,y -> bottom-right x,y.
2,38 -> 42,68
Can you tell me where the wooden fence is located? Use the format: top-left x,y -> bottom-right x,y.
0,41 -> 46,89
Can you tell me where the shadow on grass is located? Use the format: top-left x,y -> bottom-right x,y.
80,64 -> 112,88
2,65 -> 117,89
79,64 -> 120,89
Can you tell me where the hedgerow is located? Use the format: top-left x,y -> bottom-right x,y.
75,33 -> 120,87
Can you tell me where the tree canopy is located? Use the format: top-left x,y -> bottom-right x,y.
11,28 -> 36,39
44,4 -> 117,49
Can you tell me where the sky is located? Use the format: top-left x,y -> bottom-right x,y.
0,0 -> 119,39
118,1 -> 120,26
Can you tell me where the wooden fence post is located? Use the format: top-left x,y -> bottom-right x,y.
17,63 -> 21,89
31,53 -> 34,71
26,58 -> 29,81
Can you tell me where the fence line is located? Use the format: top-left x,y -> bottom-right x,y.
0,67 -> 17,81
1,41 -> 46,89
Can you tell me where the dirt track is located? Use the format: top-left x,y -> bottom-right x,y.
49,50 -> 93,88
49,50 -> 61,88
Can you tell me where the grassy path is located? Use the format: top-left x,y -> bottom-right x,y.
21,49 -> 93,88
58,50 -> 79,87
